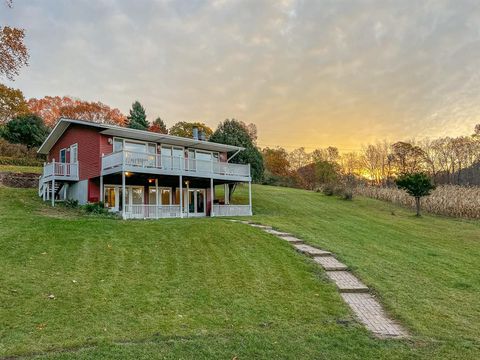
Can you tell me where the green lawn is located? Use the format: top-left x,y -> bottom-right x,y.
0,164 -> 42,174
0,185 -> 479,359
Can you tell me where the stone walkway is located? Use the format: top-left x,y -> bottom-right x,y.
232,220 -> 408,339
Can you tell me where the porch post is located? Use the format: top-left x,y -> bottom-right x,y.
179,175 -> 183,218
122,171 -> 126,219
186,180 -> 190,218
100,175 -> 103,203
210,178 -> 214,217
155,178 -> 159,219
248,181 -> 252,215
224,183 -> 229,205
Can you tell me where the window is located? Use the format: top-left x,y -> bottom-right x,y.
161,189 -> 171,205
104,186 -> 116,209
125,141 -> 146,153
59,148 -> 66,163
113,138 -> 123,152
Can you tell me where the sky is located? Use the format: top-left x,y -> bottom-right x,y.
2,0 -> 480,152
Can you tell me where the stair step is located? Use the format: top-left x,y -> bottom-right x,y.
325,271 -> 369,293
293,244 -> 331,257
313,256 -> 348,271
280,235 -> 303,244
264,229 -> 291,236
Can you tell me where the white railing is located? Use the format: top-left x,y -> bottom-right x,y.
102,150 -> 250,179
124,204 -> 181,219
42,161 -> 79,179
213,204 -> 252,216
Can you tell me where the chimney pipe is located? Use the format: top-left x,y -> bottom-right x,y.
199,130 -> 206,141
192,127 -> 199,140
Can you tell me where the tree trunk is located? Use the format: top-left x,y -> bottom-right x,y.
415,197 -> 421,217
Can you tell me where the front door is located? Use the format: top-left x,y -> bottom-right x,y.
187,189 -> 205,216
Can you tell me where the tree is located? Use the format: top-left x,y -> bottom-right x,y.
395,172 -> 436,217
262,147 -> 290,177
210,119 -> 264,182
169,121 -> 212,139
2,113 -> 49,148
127,101 -> 149,130
28,96 -> 126,127
0,83 -> 29,123
315,160 -> 339,185
1,24 -> 29,80
150,117 -> 168,134
288,147 -> 312,171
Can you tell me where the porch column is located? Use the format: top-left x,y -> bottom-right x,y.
122,171 -> 126,219
224,183 -> 230,205
100,175 -> 103,203
210,178 -> 214,217
155,178 -> 159,219
179,175 -> 183,218
248,181 -> 252,215
186,180 -> 190,218
51,178 -> 55,207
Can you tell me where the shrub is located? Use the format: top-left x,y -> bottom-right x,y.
0,156 -> 43,166
0,139 -> 40,158
322,184 -> 335,196
83,202 -> 109,215
65,199 -> 79,208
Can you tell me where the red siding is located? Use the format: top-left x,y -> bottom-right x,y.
48,124 -> 104,181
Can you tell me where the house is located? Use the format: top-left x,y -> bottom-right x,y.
37,118 -> 252,219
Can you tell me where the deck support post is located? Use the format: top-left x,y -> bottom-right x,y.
122,171 -> 126,220
51,178 -> 55,207
248,181 -> 252,215
210,178 -> 214,217
224,183 -> 229,205
179,175 -> 183,218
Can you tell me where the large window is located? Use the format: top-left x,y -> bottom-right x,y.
114,138 -> 157,154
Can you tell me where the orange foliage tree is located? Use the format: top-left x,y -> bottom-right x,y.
27,96 -> 126,128
1,1 -> 29,80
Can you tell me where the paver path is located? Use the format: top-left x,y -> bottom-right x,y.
233,220 -> 408,339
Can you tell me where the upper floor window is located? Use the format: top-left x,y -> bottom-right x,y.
113,138 -> 156,154
59,148 -> 66,163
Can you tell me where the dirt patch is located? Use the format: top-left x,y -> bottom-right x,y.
0,172 -> 39,188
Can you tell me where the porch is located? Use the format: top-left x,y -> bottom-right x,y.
97,172 -> 252,219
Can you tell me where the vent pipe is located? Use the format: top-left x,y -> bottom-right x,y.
192,127 -> 199,140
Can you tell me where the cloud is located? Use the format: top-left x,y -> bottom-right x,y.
2,0 -> 480,150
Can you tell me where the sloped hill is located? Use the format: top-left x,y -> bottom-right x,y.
0,185 -> 479,359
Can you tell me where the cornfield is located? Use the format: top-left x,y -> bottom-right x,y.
354,185 -> 480,219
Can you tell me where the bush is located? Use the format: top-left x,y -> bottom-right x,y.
0,156 -> 43,166
0,139 -> 40,159
83,202 -> 109,215
322,184 -> 335,196
65,199 -> 79,208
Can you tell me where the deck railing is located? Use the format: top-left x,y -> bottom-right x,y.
212,204 -> 252,216
124,204 -> 181,219
42,161 -> 79,180
102,150 -> 250,179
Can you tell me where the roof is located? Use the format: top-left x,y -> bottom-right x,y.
37,118 -> 245,154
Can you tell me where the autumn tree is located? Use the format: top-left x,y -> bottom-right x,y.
2,113 -> 49,148
169,121 -> 213,139
28,96 -> 126,127
287,147 -> 312,171
126,101 -> 148,130
262,147 -> 290,177
0,83 -> 29,123
1,2 -> 29,80
150,117 -> 168,134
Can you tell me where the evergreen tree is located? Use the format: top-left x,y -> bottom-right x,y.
2,113 -> 49,148
127,101 -> 148,130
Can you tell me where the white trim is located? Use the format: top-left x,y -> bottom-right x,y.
69,143 -> 78,163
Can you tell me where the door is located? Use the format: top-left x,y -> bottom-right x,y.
126,186 -> 144,218
187,189 -> 205,216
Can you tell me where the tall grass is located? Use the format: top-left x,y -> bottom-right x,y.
354,184 -> 480,219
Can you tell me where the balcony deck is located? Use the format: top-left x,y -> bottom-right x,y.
101,150 -> 251,182
41,162 -> 79,182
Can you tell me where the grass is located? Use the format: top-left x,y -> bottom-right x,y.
0,165 -> 42,174
0,185 -> 479,359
